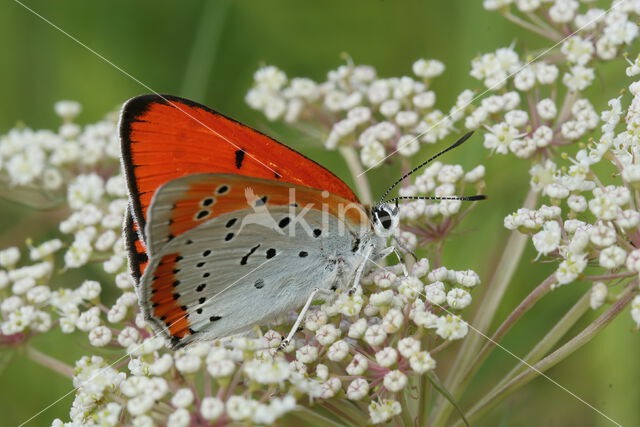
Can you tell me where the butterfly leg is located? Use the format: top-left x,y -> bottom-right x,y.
278,287 -> 333,351
392,247 -> 409,277
348,244 -> 378,295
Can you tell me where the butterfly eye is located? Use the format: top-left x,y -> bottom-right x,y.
373,207 -> 393,230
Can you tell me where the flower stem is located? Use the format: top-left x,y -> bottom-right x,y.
493,288 -> 591,392
291,405 -> 346,427
25,346 -> 74,378
180,0 -> 232,98
339,146 -> 373,205
462,282 -> 636,425
430,188 -> 538,427
460,273 -> 556,387
503,11 -> 560,41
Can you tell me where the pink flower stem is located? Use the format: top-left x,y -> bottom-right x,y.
25,345 -> 74,378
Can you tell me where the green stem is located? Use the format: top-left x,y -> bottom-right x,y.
419,373 -> 430,426
290,405 -> 346,427
180,0 -> 232,99
430,188 -> 538,427
494,288 -> 591,392
25,346 -> 74,378
463,282 -> 636,425
339,146 -> 373,205
503,11 -> 560,41
399,388 -> 415,427
460,273 -> 556,387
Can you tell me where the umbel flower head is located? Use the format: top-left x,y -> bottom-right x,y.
0,99 -> 482,425
4,1 -> 640,425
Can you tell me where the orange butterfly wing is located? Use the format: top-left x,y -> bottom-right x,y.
120,94 -> 360,281
120,94 -> 359,232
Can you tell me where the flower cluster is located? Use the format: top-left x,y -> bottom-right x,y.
468,1 -> 640,160
246,60 -> 474,168
0,102 -> 484,424
503,56 -> 640,324
395,161 -> 486,248
57,256 -> 481,426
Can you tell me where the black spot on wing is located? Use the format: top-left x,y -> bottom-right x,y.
235,149 -> 246,169
241,244 -> 261,265
254,279 -> 265,289
278,217 -> 291,228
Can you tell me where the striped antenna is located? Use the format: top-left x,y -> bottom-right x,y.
377,131 -> 476,206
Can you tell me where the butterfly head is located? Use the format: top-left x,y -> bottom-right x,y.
371,203 -> 400,238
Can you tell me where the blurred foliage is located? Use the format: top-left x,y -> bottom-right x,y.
0,0 -> 638,425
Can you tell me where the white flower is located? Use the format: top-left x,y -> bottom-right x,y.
589,222 -> 617,248
409,351 -> 436,373
413,91 -> 436,109
516,0 -> 539,12
590,282 -> 608,310
535,62 -> 559,84
327,340 -> 350,361
532,221 -> 561,256
561,36 -> 594,65
424,281 -> 447,305
254,66 -> 287,91
413,59 -> 445,78
446,288 -> 472,309
368,399 -> 402,424
346,353 -> 369,376
347,378 -> 369,400
617,210 -> 640,229
88,326 -> 112,347
465,165 -> 485,183
599,246 -> 626,269
175,354 -> 202,374
514,67 -> 536,91
568,194 -> 587,212
382,308 -> 404,333
364,324 -> 387,346
455,270 -> 480,288
348,318 -> 368,339
315,323 -> 340,345
563,65 -> 595,92
167,408 -> 190,427
200,397 -> 224,421
127,395 -> 154,416
484,122 -> 520,154
537,99 -> 557,121
549,0 -> 578,23
435,314 -> 468,340
556,253 -> 588,285
207,359 -> 235,378
0,247 -> 20,268
397,337 -> 420,358
375,347 -> 398,367
360,141 -> 385,168
171,388 -> 194,408
631,295 -> 640,327
296,345 -> 319,364
54,100 -> 82,119
383,370 -> 407,392
397,135 -> 420,156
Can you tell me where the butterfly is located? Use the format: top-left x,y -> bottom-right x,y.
119,94 -> 485,350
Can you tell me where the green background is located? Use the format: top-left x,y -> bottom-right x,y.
0,1 -> 637,425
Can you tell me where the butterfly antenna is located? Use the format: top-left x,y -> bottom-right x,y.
377,131 -> 475,205
386,195 -> 487,204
